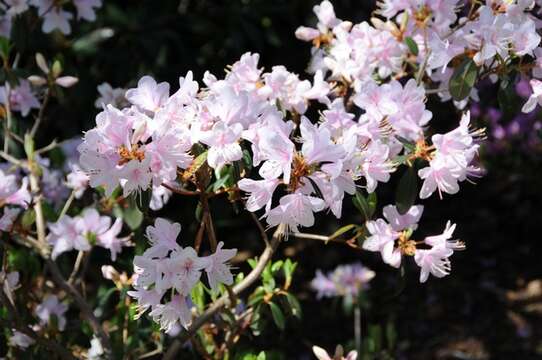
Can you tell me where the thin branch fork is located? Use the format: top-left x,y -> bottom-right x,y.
0,284 -> 75,360
163,224 -> 285,360
45,259 -> 114,360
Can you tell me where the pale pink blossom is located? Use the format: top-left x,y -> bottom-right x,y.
149,295 -> 192,331
35,295 -> 68,331
0,80 -> 40,117
266,192 -> 326,232
203,241 -> 237,291
199,122 -> 243,171
237,178 -> 280,214
144,218 -> 182,258
9,330 -> 35,349
522,79 -> 542,113
383,204 -> 423,232
363,218 -> 401,268
167,247 -> 208,296
47,215 -> 89,259
0,208 -> 20,232
125,75 -> 170,113
73,0 -> 102,21
0,170 -> 30,208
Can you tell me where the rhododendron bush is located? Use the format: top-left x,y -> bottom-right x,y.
0,0 -> 541,359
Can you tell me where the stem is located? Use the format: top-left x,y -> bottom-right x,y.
58,190 -> 76,220
354,303 -> 361,354
0,283 -> 75,360
29,170 -> 47,246
201,195 -> 217,251
30,88 -> 50,138
67,250 -> 85,285
45,259 -> 113,359
163,224 -> 285,360
3,86 -> 12,154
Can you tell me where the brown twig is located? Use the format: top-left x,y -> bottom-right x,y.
45,259 -> 113,359
0,285 -> 75,360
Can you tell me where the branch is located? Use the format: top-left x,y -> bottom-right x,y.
45,259 -> 113,359
163,224 -> 285,360
30,88 -> 50,138
0,285 -> 75,360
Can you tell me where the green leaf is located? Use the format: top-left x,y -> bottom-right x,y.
404,36 -> 418,56
284,293 -> 302,319
123,200 -> 143,230
24,133 -> 34,159
395,167 -> 418,215
268,302 -> 285,330
352,190 -> 377,221
21,209 -> 36,229
0,36 -> 11,61
328,224 -> 357,241
498,74 -> 516,116
449,58 -> 478,101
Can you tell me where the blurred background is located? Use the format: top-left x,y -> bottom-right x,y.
22,0 -> 542,358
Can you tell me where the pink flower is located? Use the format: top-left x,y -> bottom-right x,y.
295,26 -> 320,41
359,141 -> 394,193
383,204 -> 423,232
35,295 -> 68,331
0,170 -> 31,208
300,117 -> 344,165
418,156 -> 461,199
47,215 -> 90,259
5,0 -> 29,15
125,75 -> 170,113
42,7 -> 74,35
149,295 -> 192,331
414,221 -> 462,282
0,208 -> 20,232
266,192 -> 326,232
127,288 -> 163,319
119,158 -> 152,196
73,0 -> 102,21
414,246 -> 453,283
199,121 -> 243,171
363,219 -> 401,268
167,247 -> 208,296
133,255 -> 171,291
522,79 -> 542,113
9,330 -> 35,349
95,83 -> 127,108
203,241 -> 237,291
237,178 -> 280,214
97,218 -> 130,261
144,218 -> 182,258
424,221 -> 464,251
0,80 -> 40,117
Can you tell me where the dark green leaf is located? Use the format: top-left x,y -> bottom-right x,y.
404,36 -> 418,56
268,302 -> 285,330
284,293 -> 302,319
353,190 -> 377,221
449,58 -> 478,101
395,167 -> 418,215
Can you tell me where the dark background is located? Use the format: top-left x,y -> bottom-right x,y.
23,0 -> 542,358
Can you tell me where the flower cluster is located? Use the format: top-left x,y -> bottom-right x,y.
363,204 -> 465,282
297,1 -> 541,99
47,208 -> 130,260
1,0 -> 102,37
311,262 -> 375,299
128,218 -> 237,331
